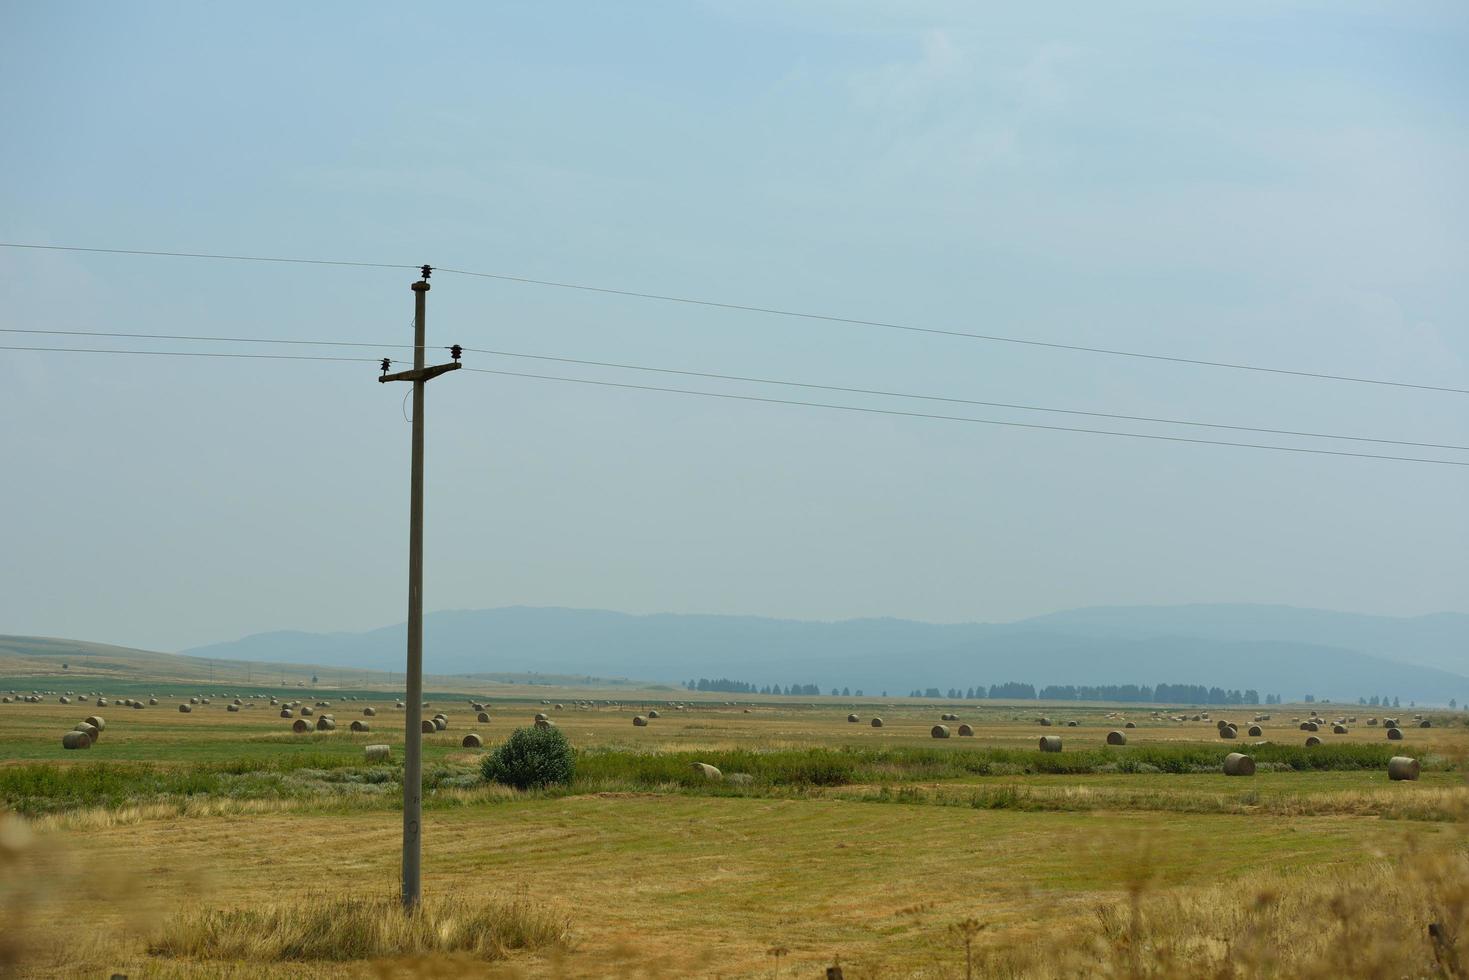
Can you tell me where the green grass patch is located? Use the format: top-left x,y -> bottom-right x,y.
572,741 -> 1424,790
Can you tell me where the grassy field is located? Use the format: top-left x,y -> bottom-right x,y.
2,675 -> 1466,977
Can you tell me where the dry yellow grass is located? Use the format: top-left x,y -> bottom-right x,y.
149,891 -> 569,963
3,691 -> 1466,977
5,792 -> 1465,978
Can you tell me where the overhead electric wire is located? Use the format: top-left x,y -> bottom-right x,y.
0,344 -> 377,363
0,326 -> 417,352
3,326 -> 1463,451
434,267 -> 1469,397
461,346 -> 1469,453
0,242 -> 415,272
2,340 -> 1463,465
463,366 -> 1469,468
2,241 -> 1463,395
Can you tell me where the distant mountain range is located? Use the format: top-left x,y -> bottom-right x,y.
182,604 -> 1469,704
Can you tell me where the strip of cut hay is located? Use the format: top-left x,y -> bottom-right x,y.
148,892 -> 570,963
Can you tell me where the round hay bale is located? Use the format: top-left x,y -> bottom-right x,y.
1124,721 -> 1136,729
1368,718 -> 1378,726
1387,756 -> 1420,781
365,744 -> 391,762
232,698 -> 242,706
847,714 -> 860,723
1248,725 -> 1263,737
1219,726 -> 1237,739
73,722 -> 98,744
648,710 -> 661,719
1332,724 -> 1347,734
226,703 -> 240,713
477,711 -> 490,723
433,717 -> 447,731
1223,752 -> 1256,776
632,715 -> 649,727
59,695 -> 70,704
363,707 -> 376,717
84,715 -> 105,733
1065,720 -> 1078,727
461,732 -> 484,748
350,720 -> 370,732
1039,735 -> 1063,752
534,712 -> 548,722
692,762 -> 723,780
1419,720 -> 1432,729
1305,735 -> 1322,747
957,723 -> 975,736
1038,718 -> 1053,727
95,698 -> 107,707
1217,720 -> 1229,730
178,703 -> 192,713
1386,727 -> 1403,740
301,706 -> 314,717
870,717 -> 884,728
280,708 -> 293,718
1106,730 -> 1127,746
930,725 -> 951,739
421,719 -> 436,733
534,717 -> 554,729
554,703 -> 563,710
132,701 -> 145,709
315,716 -> 336,732
62,730 -> 91,749
292,718 -> 310,733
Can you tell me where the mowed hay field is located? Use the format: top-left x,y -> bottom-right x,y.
2,681 -> 1467,978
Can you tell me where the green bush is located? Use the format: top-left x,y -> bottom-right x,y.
481,726 -> 576,790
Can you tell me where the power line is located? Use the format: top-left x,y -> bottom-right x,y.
2,241 -> 1463,395
462,346 -> 1469,453
5,329 -> 1463,450
0,242 -> 414,272
0,344 -> 377,363
435,268 -> 1469,397
463,366 -> 1469,467
0,326 -> 417,352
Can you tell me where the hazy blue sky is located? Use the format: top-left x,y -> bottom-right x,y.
2,2 -> 1465,652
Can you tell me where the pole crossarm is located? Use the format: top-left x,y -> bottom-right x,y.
379,362 -> 462,384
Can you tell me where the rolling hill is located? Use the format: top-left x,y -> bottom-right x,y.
181,604 -> 1469,704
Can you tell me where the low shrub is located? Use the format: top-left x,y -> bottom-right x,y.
481,726 -> 576,790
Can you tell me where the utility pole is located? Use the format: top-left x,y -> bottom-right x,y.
379,264 -> 461,910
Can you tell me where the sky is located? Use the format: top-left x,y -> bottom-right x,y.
1,2 -> 1466,653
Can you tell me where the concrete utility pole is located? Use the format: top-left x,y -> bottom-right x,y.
379,264 -> 461,909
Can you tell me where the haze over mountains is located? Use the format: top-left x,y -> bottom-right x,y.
183,604 -> 1469,704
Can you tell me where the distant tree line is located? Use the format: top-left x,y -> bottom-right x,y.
906,683 -> 1267,705
685,677 -> 1451,708
685,678 -> 823,696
